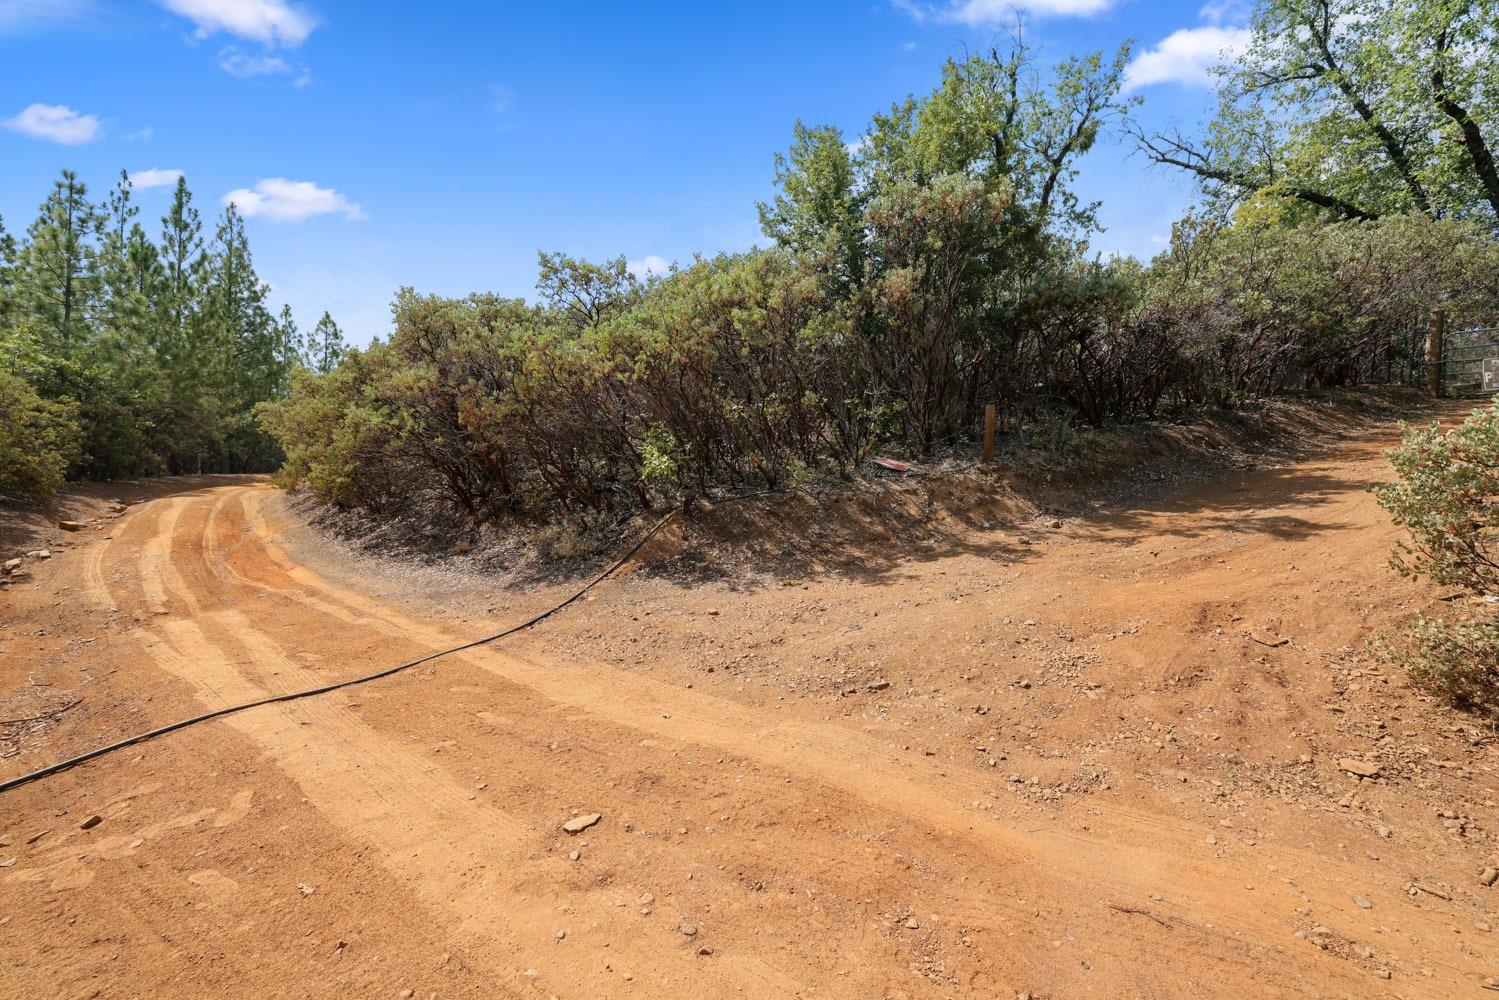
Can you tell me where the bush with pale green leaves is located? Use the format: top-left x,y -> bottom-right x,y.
0,370 -> 81,503
1375,403 -> 1499,713
259,39 -> 1499,532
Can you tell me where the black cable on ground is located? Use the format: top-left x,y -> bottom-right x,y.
0,507 -> 683,796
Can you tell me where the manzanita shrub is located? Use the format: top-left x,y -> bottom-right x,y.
1375,403 -> 1499,713
254,43 -> 1499,549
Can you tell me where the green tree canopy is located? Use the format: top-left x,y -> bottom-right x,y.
1137,0 -> 1499,229
0,168 -> 343,495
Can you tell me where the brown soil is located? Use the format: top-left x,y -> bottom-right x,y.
1,394 -> 1495,999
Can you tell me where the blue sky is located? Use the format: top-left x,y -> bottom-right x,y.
1,0 -> 1249,345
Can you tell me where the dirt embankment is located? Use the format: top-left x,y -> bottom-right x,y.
0,388 -> 1495,999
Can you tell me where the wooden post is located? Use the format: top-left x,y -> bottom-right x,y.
983,403 -> 996,463
1425,309 -> 1446,398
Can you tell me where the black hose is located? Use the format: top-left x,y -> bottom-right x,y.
0,508 -> 680,795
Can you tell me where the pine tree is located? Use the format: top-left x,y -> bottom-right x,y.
158,174 -> 204,344
152,175 -> 213,470
0,214 -> 17,328
19,170 -> 100,353
205,203 -> 275,405
306,311 -> 345,373
0,168 -> 343,487
98,171 -> 156,362
274,304 -> 302,382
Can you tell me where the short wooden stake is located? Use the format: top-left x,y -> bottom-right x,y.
983,403 -> 996,463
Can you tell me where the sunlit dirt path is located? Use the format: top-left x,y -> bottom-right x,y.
1,411 -> 1494,998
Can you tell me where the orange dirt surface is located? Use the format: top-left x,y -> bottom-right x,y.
1,405 -> 1496,999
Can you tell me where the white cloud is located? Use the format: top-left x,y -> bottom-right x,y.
1124,25 -> 1252,90
2,103 -> 101,144
894,0 -> 1115,23
129,168 -> 184,189
628,255 -> 671,280
156,0 -> 316,47
124,125 -> 155,142
223,178 -> 364,222
219,46 -> 291,76
0,0 -> 94,31
890,0 -> 928,22
1198,0 -> 1251,24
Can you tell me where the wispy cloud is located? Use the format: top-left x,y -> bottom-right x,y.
1198,0 -> 1251,24
156,0 -> 317,47
893,0 -> 1115,23
628,255 -> 671,280
3,103 -> 102,144
223,178 -> 364,222
1124,25 -> 1251,90
216,44 -> 311,83
219,46 -> 291,77
890,0 -> 929,22
0,0 -> 94,32
129,168 -> 184,189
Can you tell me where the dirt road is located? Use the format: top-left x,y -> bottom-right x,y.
1,414 -> 1495,998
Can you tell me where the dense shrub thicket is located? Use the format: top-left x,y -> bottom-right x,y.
0,171 -> 344,502
260,45 -> 1499,525
0,369 -> 81,502
1376,404 -> 1499,713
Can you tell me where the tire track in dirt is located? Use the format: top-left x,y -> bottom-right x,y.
185,491 -> 907,996
34,469 -> 1467,998
8,497 -> 552,999
112,491 -> 812,999
13,419 -> 1485,997
220,487 -> 1397,998
180,488 -> 1290,995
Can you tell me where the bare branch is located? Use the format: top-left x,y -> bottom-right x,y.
1431,25 -> 1499,220
1300,5 -> 1431,213
1133,127 -> 1378,222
